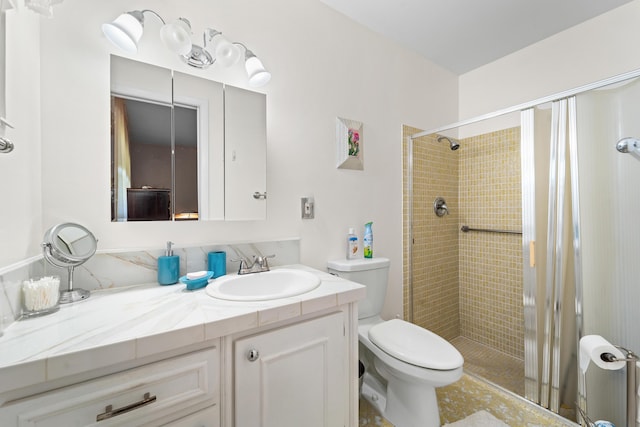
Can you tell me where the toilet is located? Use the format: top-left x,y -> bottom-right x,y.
327,257 -> 463,427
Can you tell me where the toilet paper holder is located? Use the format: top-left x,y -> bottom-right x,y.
599,345 -> 638,364
590,344 -> 638,427
600,345 -> 640,427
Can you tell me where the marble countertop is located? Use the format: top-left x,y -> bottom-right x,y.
0,265 -> 365,395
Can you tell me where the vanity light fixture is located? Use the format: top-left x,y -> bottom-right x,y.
244,49 -> 272,87
102,9 -> 272,87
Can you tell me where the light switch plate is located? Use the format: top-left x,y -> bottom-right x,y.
301,197 -> 314,219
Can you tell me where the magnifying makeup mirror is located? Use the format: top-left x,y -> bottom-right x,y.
42,223 -> 97,303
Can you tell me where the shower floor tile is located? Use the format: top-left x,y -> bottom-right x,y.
451,336 -> 524,397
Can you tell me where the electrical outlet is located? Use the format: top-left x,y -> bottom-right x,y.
301,197 -> 314,219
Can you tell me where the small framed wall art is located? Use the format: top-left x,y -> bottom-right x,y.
336,117 -> 363,170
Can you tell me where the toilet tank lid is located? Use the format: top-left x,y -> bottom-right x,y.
327,257 -> 390,272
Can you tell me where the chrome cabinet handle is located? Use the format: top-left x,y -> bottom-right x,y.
96,392 -> 157,421
247,348 -> 260,362
253,192 -> 267,199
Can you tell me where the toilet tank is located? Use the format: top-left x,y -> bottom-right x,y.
327,258 -> 390,319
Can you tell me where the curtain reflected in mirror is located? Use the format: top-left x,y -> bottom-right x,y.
110,96 -> 198,221
111,97 -> 132,220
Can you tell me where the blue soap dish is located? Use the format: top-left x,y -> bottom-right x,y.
179,271 -> 214,290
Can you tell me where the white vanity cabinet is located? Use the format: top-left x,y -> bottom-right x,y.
0,348 -> 220,427
233,311 -> 349,427
0,268 -> 363,427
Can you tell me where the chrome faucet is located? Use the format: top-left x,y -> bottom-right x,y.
233,254 -> 275,275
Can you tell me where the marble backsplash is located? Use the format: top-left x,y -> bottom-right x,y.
0,238 -> 300,334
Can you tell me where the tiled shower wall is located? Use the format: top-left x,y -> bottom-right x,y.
403,126 -> 460,340
459,128 -> 523,359
403,125 -> 523,358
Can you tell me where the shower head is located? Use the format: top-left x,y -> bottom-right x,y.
437,135 -> 460,151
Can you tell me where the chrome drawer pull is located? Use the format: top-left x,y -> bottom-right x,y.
96,392 -> 157,421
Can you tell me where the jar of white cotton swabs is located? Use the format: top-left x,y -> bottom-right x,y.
21,276 -> 61,318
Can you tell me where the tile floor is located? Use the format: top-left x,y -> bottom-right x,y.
359,337 -> 577,426
359,374 -> 575,426
451,336 -> 524,397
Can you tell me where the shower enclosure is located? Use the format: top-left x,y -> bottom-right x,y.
403,71 -> 640,426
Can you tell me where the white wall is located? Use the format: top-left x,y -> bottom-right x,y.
459,0 -> 640,120
1,10 -> 41,266
2,0 -> 458,319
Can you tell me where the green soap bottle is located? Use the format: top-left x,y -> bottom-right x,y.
363,222 -> 373,258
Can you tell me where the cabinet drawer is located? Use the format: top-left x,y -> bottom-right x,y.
2,348 -> 219,427
161,404 -> 219,427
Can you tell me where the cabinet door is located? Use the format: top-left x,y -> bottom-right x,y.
224,85 -> 267,221
234,312 -> 347,427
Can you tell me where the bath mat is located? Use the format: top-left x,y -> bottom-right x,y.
444,410 -> 510,427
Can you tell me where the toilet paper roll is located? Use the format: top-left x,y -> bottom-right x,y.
579,335 -> 625,374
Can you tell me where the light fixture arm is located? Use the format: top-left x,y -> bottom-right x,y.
232,42 -> 258,61
232,41 -> 248,51
204,28 -> 222,46
138,9 -> 166,25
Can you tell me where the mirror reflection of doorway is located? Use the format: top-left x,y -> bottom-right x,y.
110,96 -> 198,221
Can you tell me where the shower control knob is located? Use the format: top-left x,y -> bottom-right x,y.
247,348 -> 260,362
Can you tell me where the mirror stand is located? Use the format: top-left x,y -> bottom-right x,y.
59,265 -> 90,304
42,222 -> 97,305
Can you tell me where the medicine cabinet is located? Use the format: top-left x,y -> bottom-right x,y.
110,55 -> 266,222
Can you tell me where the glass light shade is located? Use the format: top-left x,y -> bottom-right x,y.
245,55 -> 271,87
211,34 -> 241,67
102,12 -> 144,54
160,18 -> 192,55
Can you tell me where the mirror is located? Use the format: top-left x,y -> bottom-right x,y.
110,55 -> 266,222
42,222 -> 97,304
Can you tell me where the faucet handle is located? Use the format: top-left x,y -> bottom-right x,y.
256,254 -> 275,270
231,256 -> 253,274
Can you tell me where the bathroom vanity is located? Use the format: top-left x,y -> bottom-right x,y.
0,265 -> 364,427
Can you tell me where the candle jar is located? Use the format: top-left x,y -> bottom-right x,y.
21,276 -> 61,318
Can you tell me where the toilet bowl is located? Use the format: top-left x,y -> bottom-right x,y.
359,316 -> 463,427
327,258 -> 464,427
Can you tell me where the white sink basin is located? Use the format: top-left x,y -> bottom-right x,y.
205,268 -> 321,301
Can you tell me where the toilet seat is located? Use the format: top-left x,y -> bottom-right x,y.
368,319 -> 463,370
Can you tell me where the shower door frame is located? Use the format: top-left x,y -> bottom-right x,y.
406,67 -> 640,417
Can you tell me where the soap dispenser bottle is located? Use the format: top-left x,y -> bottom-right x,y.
347,227 -> 359,260
158,241 -> 179,285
